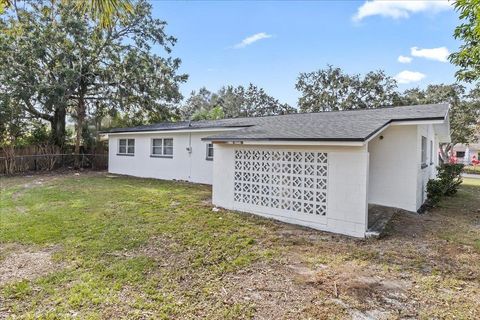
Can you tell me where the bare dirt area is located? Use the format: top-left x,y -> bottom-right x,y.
0,244 -> 63,286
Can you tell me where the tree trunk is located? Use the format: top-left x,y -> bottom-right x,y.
74,89 -> 87,168
50,106 -> 66,148
439,143 -> 453,164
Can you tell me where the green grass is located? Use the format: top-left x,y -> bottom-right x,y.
1,173 -> 479,319
0,173 -> 275,318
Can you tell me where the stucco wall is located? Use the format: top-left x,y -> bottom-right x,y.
108,131 -> 219,184
368,124 -> 439,212
416,124 -> 438,209
368,125 -> 418,211
212,144 -> 369,238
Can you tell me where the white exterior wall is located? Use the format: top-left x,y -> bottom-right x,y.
213,144 -> 369,238
368,124 -> 440,212
368,125 -> 418,211
108,131 -> 220,184
416,124 -> 438,209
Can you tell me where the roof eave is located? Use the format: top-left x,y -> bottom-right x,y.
104,126 -> 250,135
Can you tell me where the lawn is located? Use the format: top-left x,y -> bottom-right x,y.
0,172 -> 479,319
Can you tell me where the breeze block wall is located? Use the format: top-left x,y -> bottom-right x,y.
213,144 -> 369,238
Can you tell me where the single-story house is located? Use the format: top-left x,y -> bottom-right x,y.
106,103 -> 450,237
452,137 -> 480,164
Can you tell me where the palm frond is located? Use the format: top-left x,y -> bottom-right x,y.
74,0 -> 133,28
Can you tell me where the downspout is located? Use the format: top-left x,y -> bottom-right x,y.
188,121 -> 192,180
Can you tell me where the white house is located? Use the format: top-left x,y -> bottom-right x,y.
107,103 -> 450,237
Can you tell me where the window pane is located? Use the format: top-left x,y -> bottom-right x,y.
128,139 -> 135,147
152,146 -> 162,155
207,144 -> 214,158
119,146 -> 126,154
163,146 -> 173,156
119,139 -> 126,146
152,139 -> 162,147
127,146 -> 135,154
164,138 -> 173,147
421,136 -> 427,163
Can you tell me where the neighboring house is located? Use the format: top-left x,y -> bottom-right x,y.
106,103 -> 450,238
452,136 -> 480,164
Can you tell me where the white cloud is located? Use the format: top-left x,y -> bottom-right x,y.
398,55 -> 412,63
410,46 -> 450,62
233,32 -> 273,49
353,0 -> 452,21
395,70 -> 426,84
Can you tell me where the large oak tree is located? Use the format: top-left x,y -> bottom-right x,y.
0,0 -> 187,152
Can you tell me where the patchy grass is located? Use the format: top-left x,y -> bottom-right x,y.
0,172 -> 479,319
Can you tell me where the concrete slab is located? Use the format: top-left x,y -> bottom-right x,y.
366,204 -> 399,238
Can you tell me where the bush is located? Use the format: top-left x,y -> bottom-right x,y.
426,163 -> 464,207
426,179 -> 444,206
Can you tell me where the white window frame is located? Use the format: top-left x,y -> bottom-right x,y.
206,143 -> 214,161
421,136 -> 427,168
151,138 -> 174,158
118,138 -> 135,156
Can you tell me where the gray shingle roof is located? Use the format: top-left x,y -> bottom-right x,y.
108,104 -> 449,142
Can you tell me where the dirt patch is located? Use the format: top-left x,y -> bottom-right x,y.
0,244 -> 62,286
218,254 -> 414,320
220,260 -> 326,319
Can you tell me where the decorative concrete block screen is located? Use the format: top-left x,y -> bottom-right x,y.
233,149 -> 328,217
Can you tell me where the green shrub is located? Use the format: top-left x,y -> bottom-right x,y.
426,163 -> 464,207
426,179 -> 444,205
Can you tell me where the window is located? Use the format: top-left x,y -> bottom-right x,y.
151,138 -> 173,158
421,136 -> 427,168
118,139 -> 135,155
456,151 -> 465,158
430,140 -> 434,165
206,143 -> 214,160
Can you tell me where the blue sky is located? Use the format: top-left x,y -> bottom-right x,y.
151,1 -> 460,106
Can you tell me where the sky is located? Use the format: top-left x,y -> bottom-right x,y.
151,0 -> 461,106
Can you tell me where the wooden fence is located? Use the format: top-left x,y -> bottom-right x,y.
0,145 -> 108,175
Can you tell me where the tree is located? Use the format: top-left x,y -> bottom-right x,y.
180,87 -> 219,120
295,65 -> 398,112
240,84 -> 296,117
449,0 -> 480,82
73,0 -> 133,28
0,95 -> 28,174
181,84 -> 296,120
397,84 -> 479,161
0,0 -> 133,28
0,0 -> 187,156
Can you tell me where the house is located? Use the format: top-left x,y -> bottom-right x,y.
452,136 -> 480,165
106,103 -> 450,237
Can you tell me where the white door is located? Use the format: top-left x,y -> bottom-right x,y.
232,148 -> 328,225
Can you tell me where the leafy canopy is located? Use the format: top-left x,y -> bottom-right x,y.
450,0 -> 480,82
181,84 -> 296,120
0,0 -> 187,146
0,0 -> 133,28
295,65 -> 399,112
